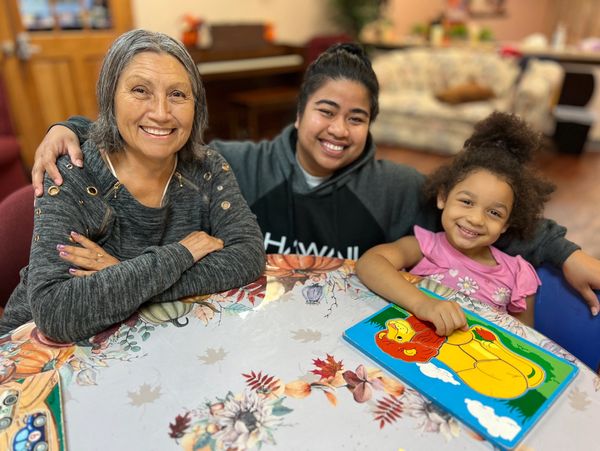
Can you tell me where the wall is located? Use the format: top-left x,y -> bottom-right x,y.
131,0 -> 337,45
131,0 -> 559,47
385,0 -> 555,43
130,0 -> 598,142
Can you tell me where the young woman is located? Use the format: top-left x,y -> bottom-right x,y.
30,43 -> 600,316
356,112 -> 553,335
0,30 -> 265,342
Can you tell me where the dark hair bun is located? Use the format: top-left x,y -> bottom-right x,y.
464,111 -> 540,164
326,42 -> 370,63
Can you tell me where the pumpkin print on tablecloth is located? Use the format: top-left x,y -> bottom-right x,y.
138,300 -> 195,327
8,340 -> 74,379
265,254 -> 348,294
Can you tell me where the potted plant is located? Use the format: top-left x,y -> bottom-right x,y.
329,0 -> 388,39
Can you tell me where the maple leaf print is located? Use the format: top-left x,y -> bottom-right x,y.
168,412 -> 191,439
128,383 -> 161,406
569,387 -> 591,411
198,347 -> 227,364
311,354 -> 343,380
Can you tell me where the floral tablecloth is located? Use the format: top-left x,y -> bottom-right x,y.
1,254 -> 599,450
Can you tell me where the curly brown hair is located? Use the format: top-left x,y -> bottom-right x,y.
422,112 -> 555,240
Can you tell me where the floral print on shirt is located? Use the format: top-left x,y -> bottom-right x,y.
493,287 -> 511,306
457,276 -> 479,296
426,274 -> 445,284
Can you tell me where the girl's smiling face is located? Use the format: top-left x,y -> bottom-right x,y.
294,78 -> 371,177
438,169 -> 514,262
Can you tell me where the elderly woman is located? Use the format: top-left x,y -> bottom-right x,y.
0,30 -> 265,342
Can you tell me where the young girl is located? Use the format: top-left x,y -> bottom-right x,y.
356,112 -> 555,336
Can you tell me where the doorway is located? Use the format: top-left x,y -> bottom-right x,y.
0,0 -> 133,167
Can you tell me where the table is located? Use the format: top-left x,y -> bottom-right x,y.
1,254 -> 599,450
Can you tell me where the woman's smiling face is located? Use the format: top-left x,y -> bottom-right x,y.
114,51 -> 195,162
294,78 -> 371,177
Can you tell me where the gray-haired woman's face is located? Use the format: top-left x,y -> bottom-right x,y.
114,51 -> 194,159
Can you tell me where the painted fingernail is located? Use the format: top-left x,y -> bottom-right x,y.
59,251 -> 68,257
56,244 -> 65,251
68,268 -> 77,274
70,231 -> 80,237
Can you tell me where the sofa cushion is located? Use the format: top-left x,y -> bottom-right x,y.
378,91 -> 511,122
435,82 -> 495,104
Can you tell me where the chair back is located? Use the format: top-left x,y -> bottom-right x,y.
0,185 -> 34,313
0,75 -> 29,202
535,264 -> 600,371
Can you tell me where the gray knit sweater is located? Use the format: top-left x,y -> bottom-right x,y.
0,143 -> 265,342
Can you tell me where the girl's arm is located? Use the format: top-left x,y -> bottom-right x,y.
510,295 -> 535,327
356,237 -> 467,336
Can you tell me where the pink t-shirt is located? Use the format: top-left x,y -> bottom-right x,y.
410,226 -> 540,312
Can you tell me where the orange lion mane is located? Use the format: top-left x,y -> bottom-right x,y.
375,315 -> 445,362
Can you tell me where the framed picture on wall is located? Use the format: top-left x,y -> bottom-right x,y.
465,0 -> 506,17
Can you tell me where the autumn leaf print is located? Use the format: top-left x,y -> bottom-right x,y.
243,370 -> 281,396
374,395 -> 404,429
223,276 -> 266,305
198,347 -> 227,364
311,354 -> 344,381
168,412 -> 191,439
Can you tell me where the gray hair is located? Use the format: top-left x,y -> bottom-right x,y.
89,29 -> 207,160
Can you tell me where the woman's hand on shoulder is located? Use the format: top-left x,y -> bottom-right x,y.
412,297 -> 468,337
32,125 -> 83,197
562,250 -> 600,316
58,231 -> 120,276
180,231 -> 224,263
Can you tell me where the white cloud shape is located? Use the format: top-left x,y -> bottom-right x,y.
465,399 -> 521,440
416,362 -> 460,385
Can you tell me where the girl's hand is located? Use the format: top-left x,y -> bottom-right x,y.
179,231 -> 224,262
413,297 -> 468,336
58,231 -> 120,277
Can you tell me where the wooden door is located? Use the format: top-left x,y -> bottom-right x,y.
0,0 -> 132,168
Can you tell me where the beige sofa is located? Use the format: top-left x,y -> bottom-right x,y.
370,48 -> 564,154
